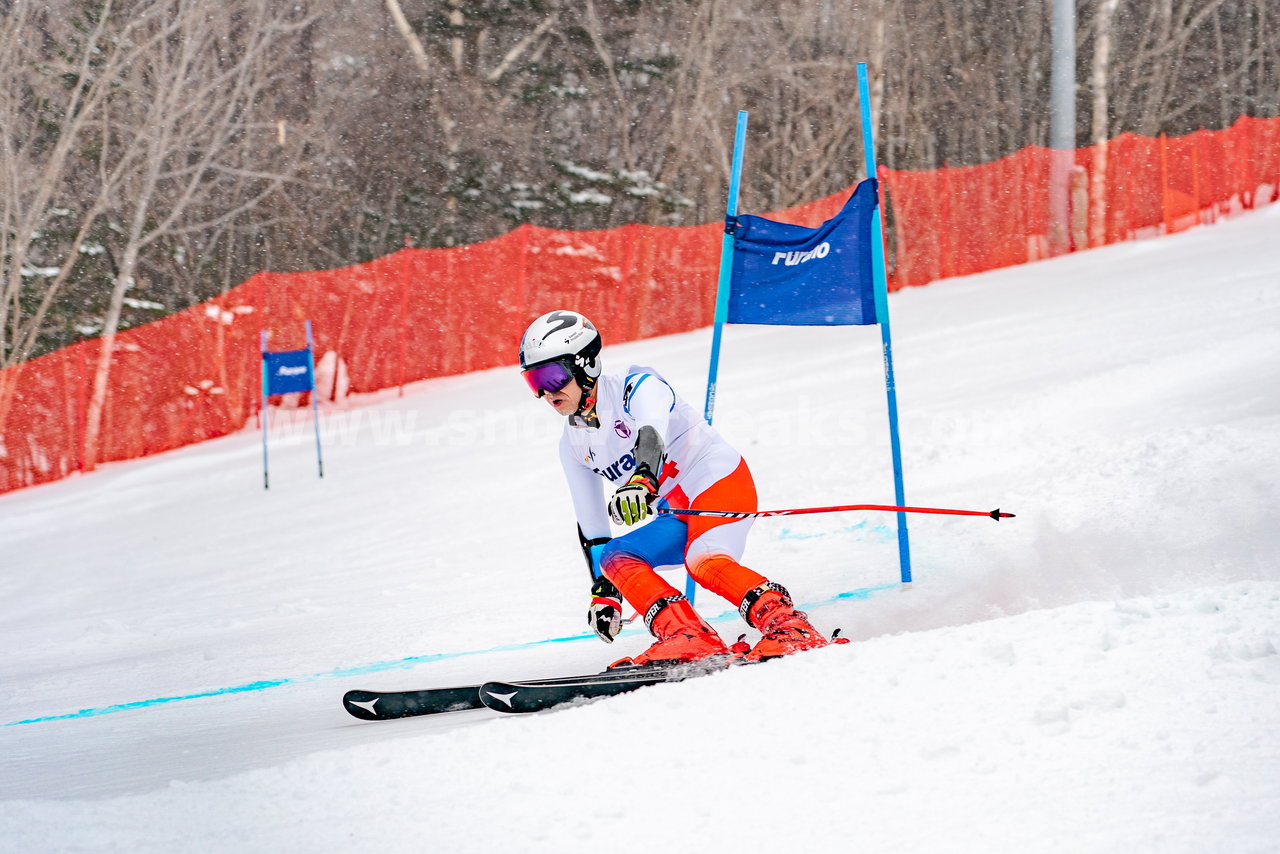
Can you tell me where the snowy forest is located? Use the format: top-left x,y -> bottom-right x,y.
3,0 -> 1278,364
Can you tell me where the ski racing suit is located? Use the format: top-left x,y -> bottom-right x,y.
558,366 -> 770,619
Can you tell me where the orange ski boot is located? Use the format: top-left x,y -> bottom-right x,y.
741,583 -> 844,661
617,596 -> 730,668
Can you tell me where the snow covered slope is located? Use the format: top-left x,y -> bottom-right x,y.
1,205 -> 1278,853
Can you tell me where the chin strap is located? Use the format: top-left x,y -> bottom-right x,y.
567,379 -> 600,428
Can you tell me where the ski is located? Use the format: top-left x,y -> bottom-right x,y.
343,659 -> 737,720
346,637 -> 847,720
341,667 -> 691,721
478,657 -> 740,714
342,685 -> 484,720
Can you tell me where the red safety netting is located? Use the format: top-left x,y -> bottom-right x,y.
2,115 -> 1278,495
884,115 -> 1280,287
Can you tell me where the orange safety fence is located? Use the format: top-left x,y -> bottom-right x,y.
2,114 -> 1278,495
885,115 -> 1280,286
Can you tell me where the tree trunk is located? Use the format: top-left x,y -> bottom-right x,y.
81,243 -> 141,470
1090,0 -> 1120,248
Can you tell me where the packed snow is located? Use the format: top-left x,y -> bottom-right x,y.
1,204 -> 1278,852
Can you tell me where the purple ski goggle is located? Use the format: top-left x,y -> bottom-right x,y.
522,359 -> 575,397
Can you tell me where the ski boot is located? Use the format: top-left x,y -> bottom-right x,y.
611,595 -> 729,668
740,583 -> 845,661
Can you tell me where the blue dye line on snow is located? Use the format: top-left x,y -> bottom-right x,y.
4,680 -> 293,727
4,582 -> 900,727
776,521 -> 892,544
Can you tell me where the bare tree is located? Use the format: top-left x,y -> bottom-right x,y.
386,0 -> 433,75
75,0 -> 317,469
0,0 -> 147,371
1108,0 -> 1233,136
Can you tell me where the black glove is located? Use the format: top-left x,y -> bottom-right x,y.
588,576 -> 623,643
608,469 -> 657,526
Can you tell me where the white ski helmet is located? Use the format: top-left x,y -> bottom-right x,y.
518,310 -> 603,385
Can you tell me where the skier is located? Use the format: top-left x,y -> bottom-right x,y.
519,309 -> 842,667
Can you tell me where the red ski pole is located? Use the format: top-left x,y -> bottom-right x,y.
659,504 -> 1015,521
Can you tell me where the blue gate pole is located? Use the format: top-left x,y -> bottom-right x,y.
306,320 -> 325,480
692,110 -> 748,603
260,330 -> 270,490
857,63 -> 912,585
702,110 -> 749,427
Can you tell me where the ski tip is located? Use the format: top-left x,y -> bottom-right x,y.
479,683 -> 523,713
342,691 -> 382,720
